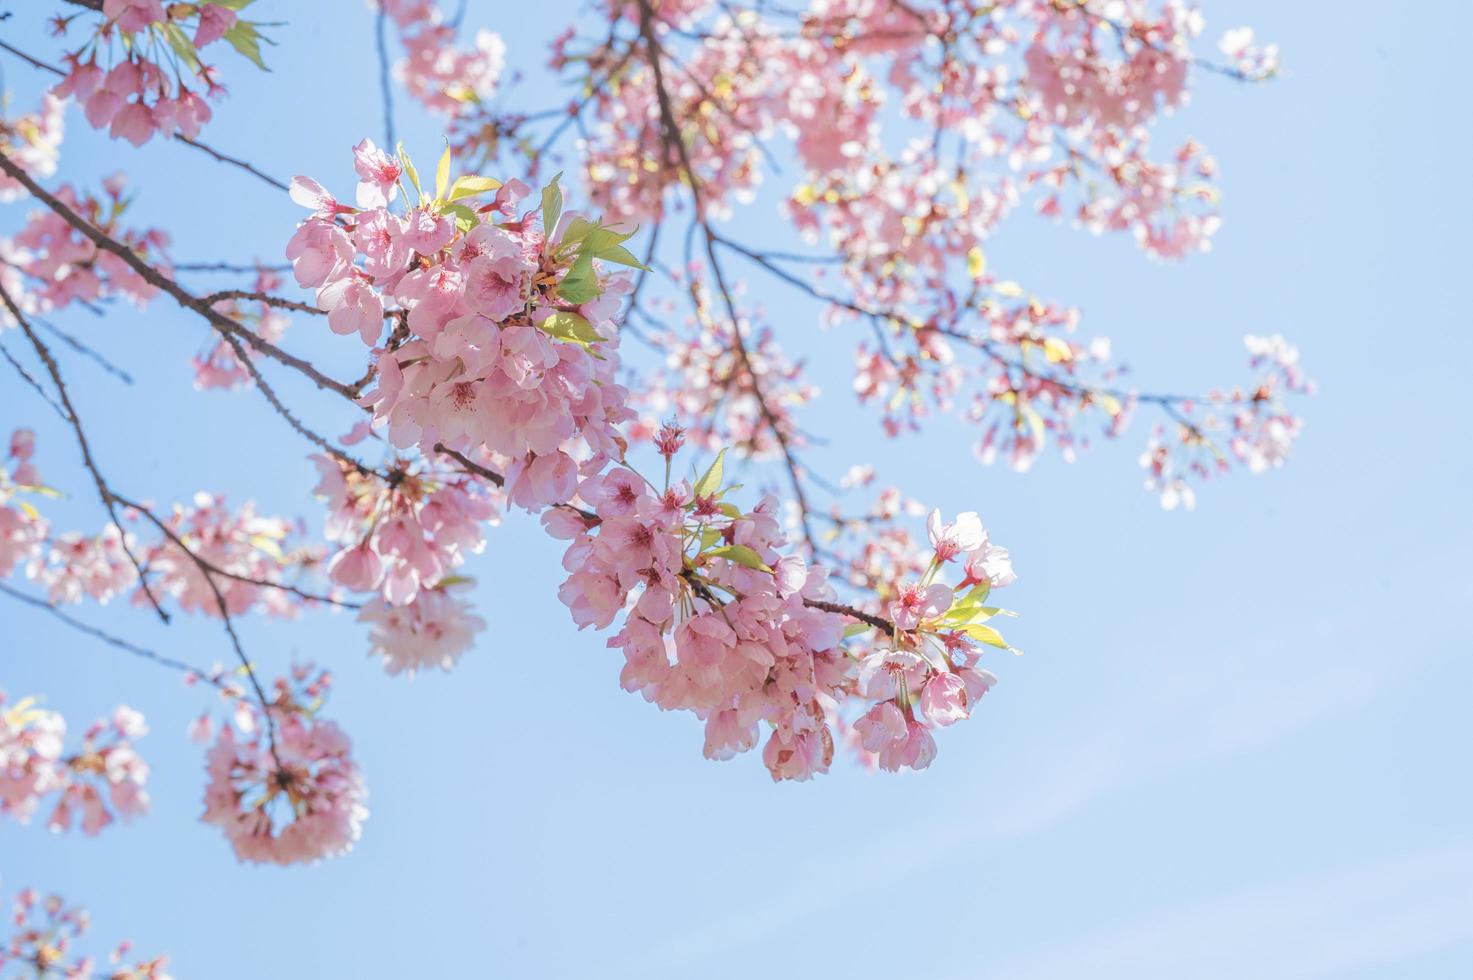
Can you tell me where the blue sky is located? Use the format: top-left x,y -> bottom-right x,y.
2,1 -> 1471,977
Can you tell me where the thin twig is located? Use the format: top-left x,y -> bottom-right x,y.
0,582 -> 231,689
0,282 -> 172,623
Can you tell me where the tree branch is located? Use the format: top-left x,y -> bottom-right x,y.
0,150 -> 358,400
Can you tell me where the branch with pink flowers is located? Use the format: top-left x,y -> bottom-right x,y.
0,0 -> 1304,936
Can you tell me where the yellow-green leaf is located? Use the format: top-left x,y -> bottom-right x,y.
538,310 -> 605,347
693,448 -> 726,499
961,624 -> 1010,649
435,142 -> 451,200
706,544 -> 771,573
449,175 -> 503,201
540,173 -> 563,239
397,142 -> 422,200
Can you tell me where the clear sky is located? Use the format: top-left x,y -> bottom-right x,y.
2,2 -> 1471,977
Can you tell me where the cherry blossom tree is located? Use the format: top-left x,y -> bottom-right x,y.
0,0 -> 1306,964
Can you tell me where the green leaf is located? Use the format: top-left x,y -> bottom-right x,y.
211,0 -> 257,9
693,448 -> 726,499
435,141 -> 451,201
222,21 -> 271,71
537,311 -> 605,348
596,242 -> 649,270
582,224 -> 635,254
161,23 -> 200,73
560,216 -> 598,248
717,502 -> 743,519
706,544 -> 772,573
16,483 -> 63,499
449,175 -> 503,201
960,624 -> 1010,649
842,622 -> 874,639
555,251 -> 599,304
396,142 -> 422,201
698,527 -> 723,549
540,173 -> 564,240
440,202 -> 480,232
961,581 -> 991,606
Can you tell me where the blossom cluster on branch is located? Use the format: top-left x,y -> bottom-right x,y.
0,0 -> 1310,960
0,885 -> 169,979
50,0 -> 271,146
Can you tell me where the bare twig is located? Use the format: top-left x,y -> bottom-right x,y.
0,581 -> 232,689
0,282 -> 172,623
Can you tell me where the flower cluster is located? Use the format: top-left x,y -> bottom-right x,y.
1218,27 -> 1281,80
51,0 -> 272,145
200,665 -> 367,866
0,430 -> 47,579
379,1 -> 507,120
5,432 -> 318,619
0,174 -> 168,317
0,94 -> 64,203
288,141 -> 636,512
1139,333 -> 1314,509
141,492 -> 319,618
548,442 -> 1017,780
2,886 -> 171,979
470,0 -> 1306,505
0,693 -> 150,835
311,452 -> 497,675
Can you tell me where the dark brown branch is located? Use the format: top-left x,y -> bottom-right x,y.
176,261 -> 293,274
201,290 -> 324,316
803,597 -> 894,636
173,136 -> 290,192
432,443 -> 504,486
213,328 -> 383,483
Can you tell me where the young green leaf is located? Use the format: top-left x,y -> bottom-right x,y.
222,21 -> 271,71
541,173 -> 564,240
440,202 -> 481,232
960,624 -> 1011,649
448,175 -> 503,201
596,243 -> 649,270
960,581 -> 992,606
842,621 -> 874,639
538,311 -> 605,348
161,23 -> 201,73
435,142 -> 452,201
705,544 -> 772,573
693,448 -> 727,499
560,216 -> 598,248
397,142 -> 422,200
555,252 -> 599,304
